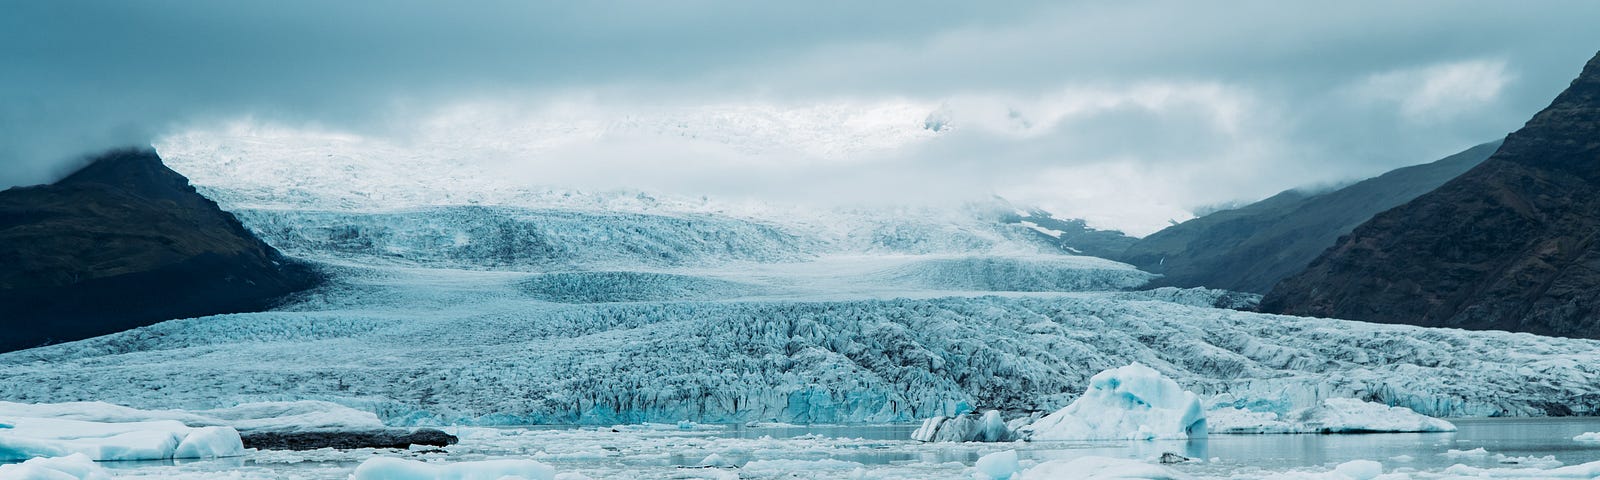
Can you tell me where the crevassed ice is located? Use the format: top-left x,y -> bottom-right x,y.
2,265 -> 1596,426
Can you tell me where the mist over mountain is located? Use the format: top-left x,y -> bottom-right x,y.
1120,139 -> 1502,294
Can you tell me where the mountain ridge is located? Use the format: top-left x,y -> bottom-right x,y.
0,148 -> 323,352
1262,50 -> 1600,338
1117,140 -> 1501,294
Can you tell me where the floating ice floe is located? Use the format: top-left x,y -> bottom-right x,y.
1207,398 -> 1456,434
1018,363 -> 1205,441
1438,448 -> 1561,468
0,417 -> 243,461
974,450 -> 1021,480
0,453 -> 111,480
1441,460 -> 1600,478
0,400 -> 385,433
349,457 -> 557,480
0,400 -> 427,462
1015,456 -> 1184,479
1575,432 -> 1600,442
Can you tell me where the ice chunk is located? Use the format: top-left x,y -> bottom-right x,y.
740,459 -> 865,475
698,453 -> 733,467
974,450 -> 1021,480
1442,459 -> 1600,477
1020,363 -> 1205,441
0,417 -> 242,461
173,426 -> 247,459
1016,456 -> 1184,479
0,453 -> 112,480
1575,432 -> 1600,442
1331,460 -> 1383,479
1494,454 -> 1562,468
350,457 -> 556,480
910,416 -> 944,442
911,410 -> 1014,442
1442,448 -> 1491,459
0,400 -> 384,433
976,410 -> 1010,442
1207,398 -> 1455,434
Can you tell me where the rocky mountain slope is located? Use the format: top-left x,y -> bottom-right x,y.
0,148 -> 321,352
1118,140 -> 1500,294
1263,51 -> 1600,338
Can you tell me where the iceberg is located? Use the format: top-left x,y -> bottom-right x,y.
1207,398 -> 1456,434
911,409 -> 1012,442
0,400 -> 385,433
0,417 -> 243,461
1019,363 -> 1205,441
1015,456 -> 1184,479
350,457 -> 556,480
974,450 -> 1022,480
0,453 -> 111,480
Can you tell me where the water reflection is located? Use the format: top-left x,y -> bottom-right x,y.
712,417 -> 1600,471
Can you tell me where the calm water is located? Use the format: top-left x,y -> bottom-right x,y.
708,418 -> 1600,470
77,417 -> 1600,478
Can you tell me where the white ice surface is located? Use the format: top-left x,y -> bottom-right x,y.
0,453 -> 111,480
1207,398 -> 1455,434
974,450 -> 1021,480
349,457 -> 556,480
1021,363 -> 1206,441
0,400 -> 385,433
0,417 -> 242,461
1016,456 -> 1184,479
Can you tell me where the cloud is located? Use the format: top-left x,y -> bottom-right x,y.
6,0 -> 1600,235
1350,59 -> 1514,123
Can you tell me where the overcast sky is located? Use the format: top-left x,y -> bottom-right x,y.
5,1 -> 1600,234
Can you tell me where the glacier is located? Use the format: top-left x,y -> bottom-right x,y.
3,140 -> 1598,438
2,255 -> 1598,426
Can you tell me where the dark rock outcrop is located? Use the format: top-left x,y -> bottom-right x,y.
241,428 -> 458,450
1263,51 -> 1600,338
0,148 -> 322,352
1118,140 -> 1500,293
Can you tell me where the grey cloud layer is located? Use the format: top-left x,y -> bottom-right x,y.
4,0 -> 1600,226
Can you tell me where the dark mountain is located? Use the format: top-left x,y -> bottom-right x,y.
1117,140 -> 1501,294
0,148 -> 321,352
1263,51 -> 1600,338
